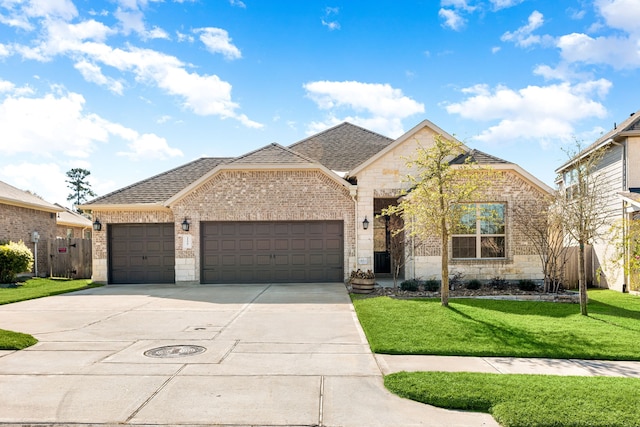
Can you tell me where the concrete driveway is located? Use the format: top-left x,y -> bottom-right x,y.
0,283 -> 497,426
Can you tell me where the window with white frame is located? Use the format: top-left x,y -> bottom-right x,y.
452,203 -> 505,259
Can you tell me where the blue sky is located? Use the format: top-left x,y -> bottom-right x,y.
1,0 -> 639,206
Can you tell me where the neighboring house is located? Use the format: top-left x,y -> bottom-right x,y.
55,204 -> 93,239
0,180 -> 64,276
82,120 -> 552,285
556,110 -> 640,292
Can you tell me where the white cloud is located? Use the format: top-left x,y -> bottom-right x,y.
322,19 -> 340,31
304,80 -> 425,137
117,133 -> 183,160
439,8 -> 466,31
322,7 -> 340,31
74,60 -> 124,94
230,0 -> 246,8
597,0 -> 640,34
557,33 -> 640,69
489,0 -> 523,10
0,43 -> 10,57
445,80 -> 611,145
501,11 -> 552,48
195,27 -> 242,60
0,89 -> 183,160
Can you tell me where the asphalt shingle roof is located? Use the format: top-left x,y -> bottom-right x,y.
85,157 -> 232,205
288,122 -> 393,172
449,149 -> 510,165
0,180 -> 62,212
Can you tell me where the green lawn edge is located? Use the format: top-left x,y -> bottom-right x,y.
385,371 -> 640,427
0,278 -> 103,350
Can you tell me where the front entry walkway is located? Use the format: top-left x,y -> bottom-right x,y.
0,283 -> 497,426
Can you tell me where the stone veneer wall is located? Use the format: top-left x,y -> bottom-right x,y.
90,209 -> 174,283
172,169 -> 356,284
410,170 -> 548,281
0,204 -> 57,277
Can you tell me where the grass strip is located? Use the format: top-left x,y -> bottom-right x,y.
385,371 -> 640,427
352,290 -> 640,360
0,278 -> 99,305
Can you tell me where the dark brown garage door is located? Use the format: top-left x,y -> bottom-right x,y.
201,221 -> 343,284
109,223 -> 175,284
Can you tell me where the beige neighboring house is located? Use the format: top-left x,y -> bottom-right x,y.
556,109 -> 640,292
0,180 -> 64,276
55,204 -> 93,239
82,120 -> 553,285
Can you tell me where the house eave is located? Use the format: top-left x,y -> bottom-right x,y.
78,203 -> 172,212
0,197 -> 63,214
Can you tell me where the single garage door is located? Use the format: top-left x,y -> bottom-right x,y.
109,223 -> 175,284
201,221 -> 343,284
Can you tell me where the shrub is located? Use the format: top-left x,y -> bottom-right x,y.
0,241 -> 34,283
518,279 -> 538,292
489,276 -> 509,290
400,279 -> 420,291
466,279 -> 482,290
424,279 -> 440,292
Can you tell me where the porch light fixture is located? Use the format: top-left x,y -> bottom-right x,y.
362,217 -> 369,230
181,218 -> 190,232
92,219 -> 102,232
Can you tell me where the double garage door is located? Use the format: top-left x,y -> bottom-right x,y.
108,221 -> 344,284
201,221 -> 344,284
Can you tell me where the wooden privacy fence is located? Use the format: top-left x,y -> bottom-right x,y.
46,238 -> 92,279
563,245 -> 594,289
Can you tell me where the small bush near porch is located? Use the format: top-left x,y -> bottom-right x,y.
352,289 -> 640,360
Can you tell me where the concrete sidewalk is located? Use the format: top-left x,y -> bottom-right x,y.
0,283 -> 498,427
377,354 -> 640,377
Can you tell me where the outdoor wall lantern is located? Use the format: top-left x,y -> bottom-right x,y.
181,218 -> 190,232
362,216 -> 369,230
92,219 -> 102,231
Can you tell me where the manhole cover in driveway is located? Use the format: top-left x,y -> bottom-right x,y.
144,345 -> 206,358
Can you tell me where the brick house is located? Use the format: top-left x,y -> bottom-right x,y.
55,204 -> 93,239
556,110 -> 640,292
0,180 -> 63,276
82,120 -> 552,285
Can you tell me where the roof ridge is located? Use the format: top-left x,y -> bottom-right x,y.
87,157 -> 232,205
469,148 -> 511,163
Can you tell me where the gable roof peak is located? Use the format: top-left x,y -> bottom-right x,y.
231,142 -> 319,165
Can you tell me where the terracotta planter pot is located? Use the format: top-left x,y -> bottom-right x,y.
350,278 -> 375,294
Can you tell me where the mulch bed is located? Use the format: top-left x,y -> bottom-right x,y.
349,282 -> 579,302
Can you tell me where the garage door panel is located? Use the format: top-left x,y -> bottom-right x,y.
201,221 -> 343,284
108,224 -> 175,284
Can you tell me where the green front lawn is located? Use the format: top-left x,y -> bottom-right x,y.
354,290 -> 640,427
0,278 -> 101,350
352,289 -> 640,360
0,278 -> 98,305
385,371 -> 640,427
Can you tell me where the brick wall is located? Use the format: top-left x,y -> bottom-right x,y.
0,203 -> 57,276
173,169 -> 355,283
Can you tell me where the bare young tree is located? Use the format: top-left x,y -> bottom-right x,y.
558,143 -> 609,315
382,135 -> 491,306
513,195 -> 568,293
